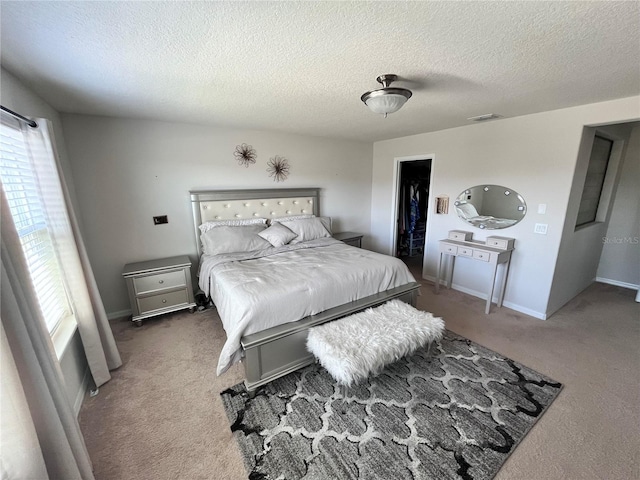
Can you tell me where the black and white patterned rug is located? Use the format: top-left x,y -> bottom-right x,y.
220,331 -> 562,480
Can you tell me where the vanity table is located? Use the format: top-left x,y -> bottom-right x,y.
435,231 -> 515,314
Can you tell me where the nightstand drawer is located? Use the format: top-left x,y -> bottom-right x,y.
133,269 -> 186,295
342,238 -> 362,248
137,289 -> 189,314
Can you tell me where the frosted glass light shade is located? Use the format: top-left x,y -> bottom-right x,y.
361,75 -> 412,116
364,94 -> 409,115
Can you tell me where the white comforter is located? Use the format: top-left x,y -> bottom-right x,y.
199,237 -> 416,375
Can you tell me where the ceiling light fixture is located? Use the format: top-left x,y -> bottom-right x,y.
361,74 -> 412,118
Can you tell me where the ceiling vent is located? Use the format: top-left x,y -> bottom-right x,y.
467,113 -> 503,122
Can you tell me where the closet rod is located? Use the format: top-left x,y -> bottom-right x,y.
0,105 -> 38,128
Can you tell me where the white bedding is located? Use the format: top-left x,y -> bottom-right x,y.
466,216 -> 518,228
199,237 -> 416,375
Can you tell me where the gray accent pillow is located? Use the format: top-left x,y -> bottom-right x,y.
200,224 -> 271,255
276,217 -> 331,244
258,222 -> 298,247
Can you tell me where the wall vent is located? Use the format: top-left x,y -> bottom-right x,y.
467,113 -> 503,122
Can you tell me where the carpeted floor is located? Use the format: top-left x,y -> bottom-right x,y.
221,331 -> 562,480
79,268 -> 640,480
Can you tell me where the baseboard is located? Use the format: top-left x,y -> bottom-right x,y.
107,308 -> 131,320
422,274 -> 546,320
74,366 -> 90,417
595,277 -> 639,290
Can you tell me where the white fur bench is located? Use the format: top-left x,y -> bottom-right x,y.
306,299 -> 445,387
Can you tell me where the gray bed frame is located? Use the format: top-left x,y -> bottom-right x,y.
190,188 -> 420,393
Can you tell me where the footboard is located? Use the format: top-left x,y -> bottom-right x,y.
240,282 -> 420,392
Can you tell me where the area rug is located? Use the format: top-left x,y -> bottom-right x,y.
220,331 -> 562,480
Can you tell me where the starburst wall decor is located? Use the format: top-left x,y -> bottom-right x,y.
267,155 -> 290,182
234,143 -> 257,167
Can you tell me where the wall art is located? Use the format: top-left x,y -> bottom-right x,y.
266,155 -> 290,182
234,143 -> 257,167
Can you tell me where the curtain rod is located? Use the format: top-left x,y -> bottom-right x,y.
0,105 -> 38,128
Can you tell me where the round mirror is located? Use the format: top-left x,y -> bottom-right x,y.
454,185 -> 526,229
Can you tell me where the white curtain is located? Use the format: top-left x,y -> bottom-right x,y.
0,116 -> 121,478
1,191 -> 94,479
22,118 -> 122,386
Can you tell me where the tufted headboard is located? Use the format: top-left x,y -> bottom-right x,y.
189,188 -> 320,255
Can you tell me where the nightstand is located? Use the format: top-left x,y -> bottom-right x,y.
122,255 -> 196,327
334,232 -> 363,248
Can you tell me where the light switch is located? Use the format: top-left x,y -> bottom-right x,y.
534,223 -> 548,235
537,204 -> 547,214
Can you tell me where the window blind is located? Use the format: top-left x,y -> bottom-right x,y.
0,119 -> 71,334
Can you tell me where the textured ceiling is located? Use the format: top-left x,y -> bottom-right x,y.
1,1 -> 639,142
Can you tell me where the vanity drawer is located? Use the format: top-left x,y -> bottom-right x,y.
472,250 -> 490,262
486,236 -> 515,250
448,230 -> 473,241
133,269 -> 186,294
440,244 -> 458,255
458,247 -> 473,257
137,289 -> 189,314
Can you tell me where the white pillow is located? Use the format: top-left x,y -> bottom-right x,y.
258,223 -> 298,247
199,218 -> 267,234
200,224 -> 270,255
455,203 -> 479,220
269,214 -> 315,224
276,217 -> 331,244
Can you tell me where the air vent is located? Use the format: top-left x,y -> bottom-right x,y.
467,113 -> 503,122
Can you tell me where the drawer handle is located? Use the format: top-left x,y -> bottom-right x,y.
159,280 -> 164,284
162,299 -> 167,303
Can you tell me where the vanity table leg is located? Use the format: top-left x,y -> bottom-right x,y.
448,256 -> 456,289
486,261 -> 499,314
498,256 -> 512,307
435,253 -> 443,293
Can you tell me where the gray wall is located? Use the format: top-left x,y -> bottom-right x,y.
548,122 -> 636,315
371,97 -> 640,319
60,114 -> 374,316
596,123 -> 640,288
0,67 -> 88,413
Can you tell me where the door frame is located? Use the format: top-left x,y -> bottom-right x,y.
390,155 -> 435,271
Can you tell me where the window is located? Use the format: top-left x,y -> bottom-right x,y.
575,134 -> 614,228
0,117 -> 72,334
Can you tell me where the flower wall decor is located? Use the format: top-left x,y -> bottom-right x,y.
267,155 -> 290,182
234,143 -> 257,167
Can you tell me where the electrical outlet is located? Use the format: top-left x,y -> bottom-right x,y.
534,223 -> 548,235
153,215 -> 168,225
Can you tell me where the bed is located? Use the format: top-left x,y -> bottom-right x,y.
190,188 -> 420,392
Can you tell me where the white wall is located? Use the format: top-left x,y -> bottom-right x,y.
0,68 -> 88,412
371,97 -> 640,319
60,114 -> 373,316
597,123 -> 640,288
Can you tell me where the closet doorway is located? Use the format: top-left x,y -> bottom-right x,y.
393,158 -> 432,273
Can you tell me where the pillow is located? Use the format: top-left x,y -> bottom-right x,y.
199,217 -> 267,234
455,203 -> 479,220
258,222 -> 298,247
317,216 -> 332,235
275,217 -> 331,244
270,215 -> 331,233
200,224 -> 270,255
